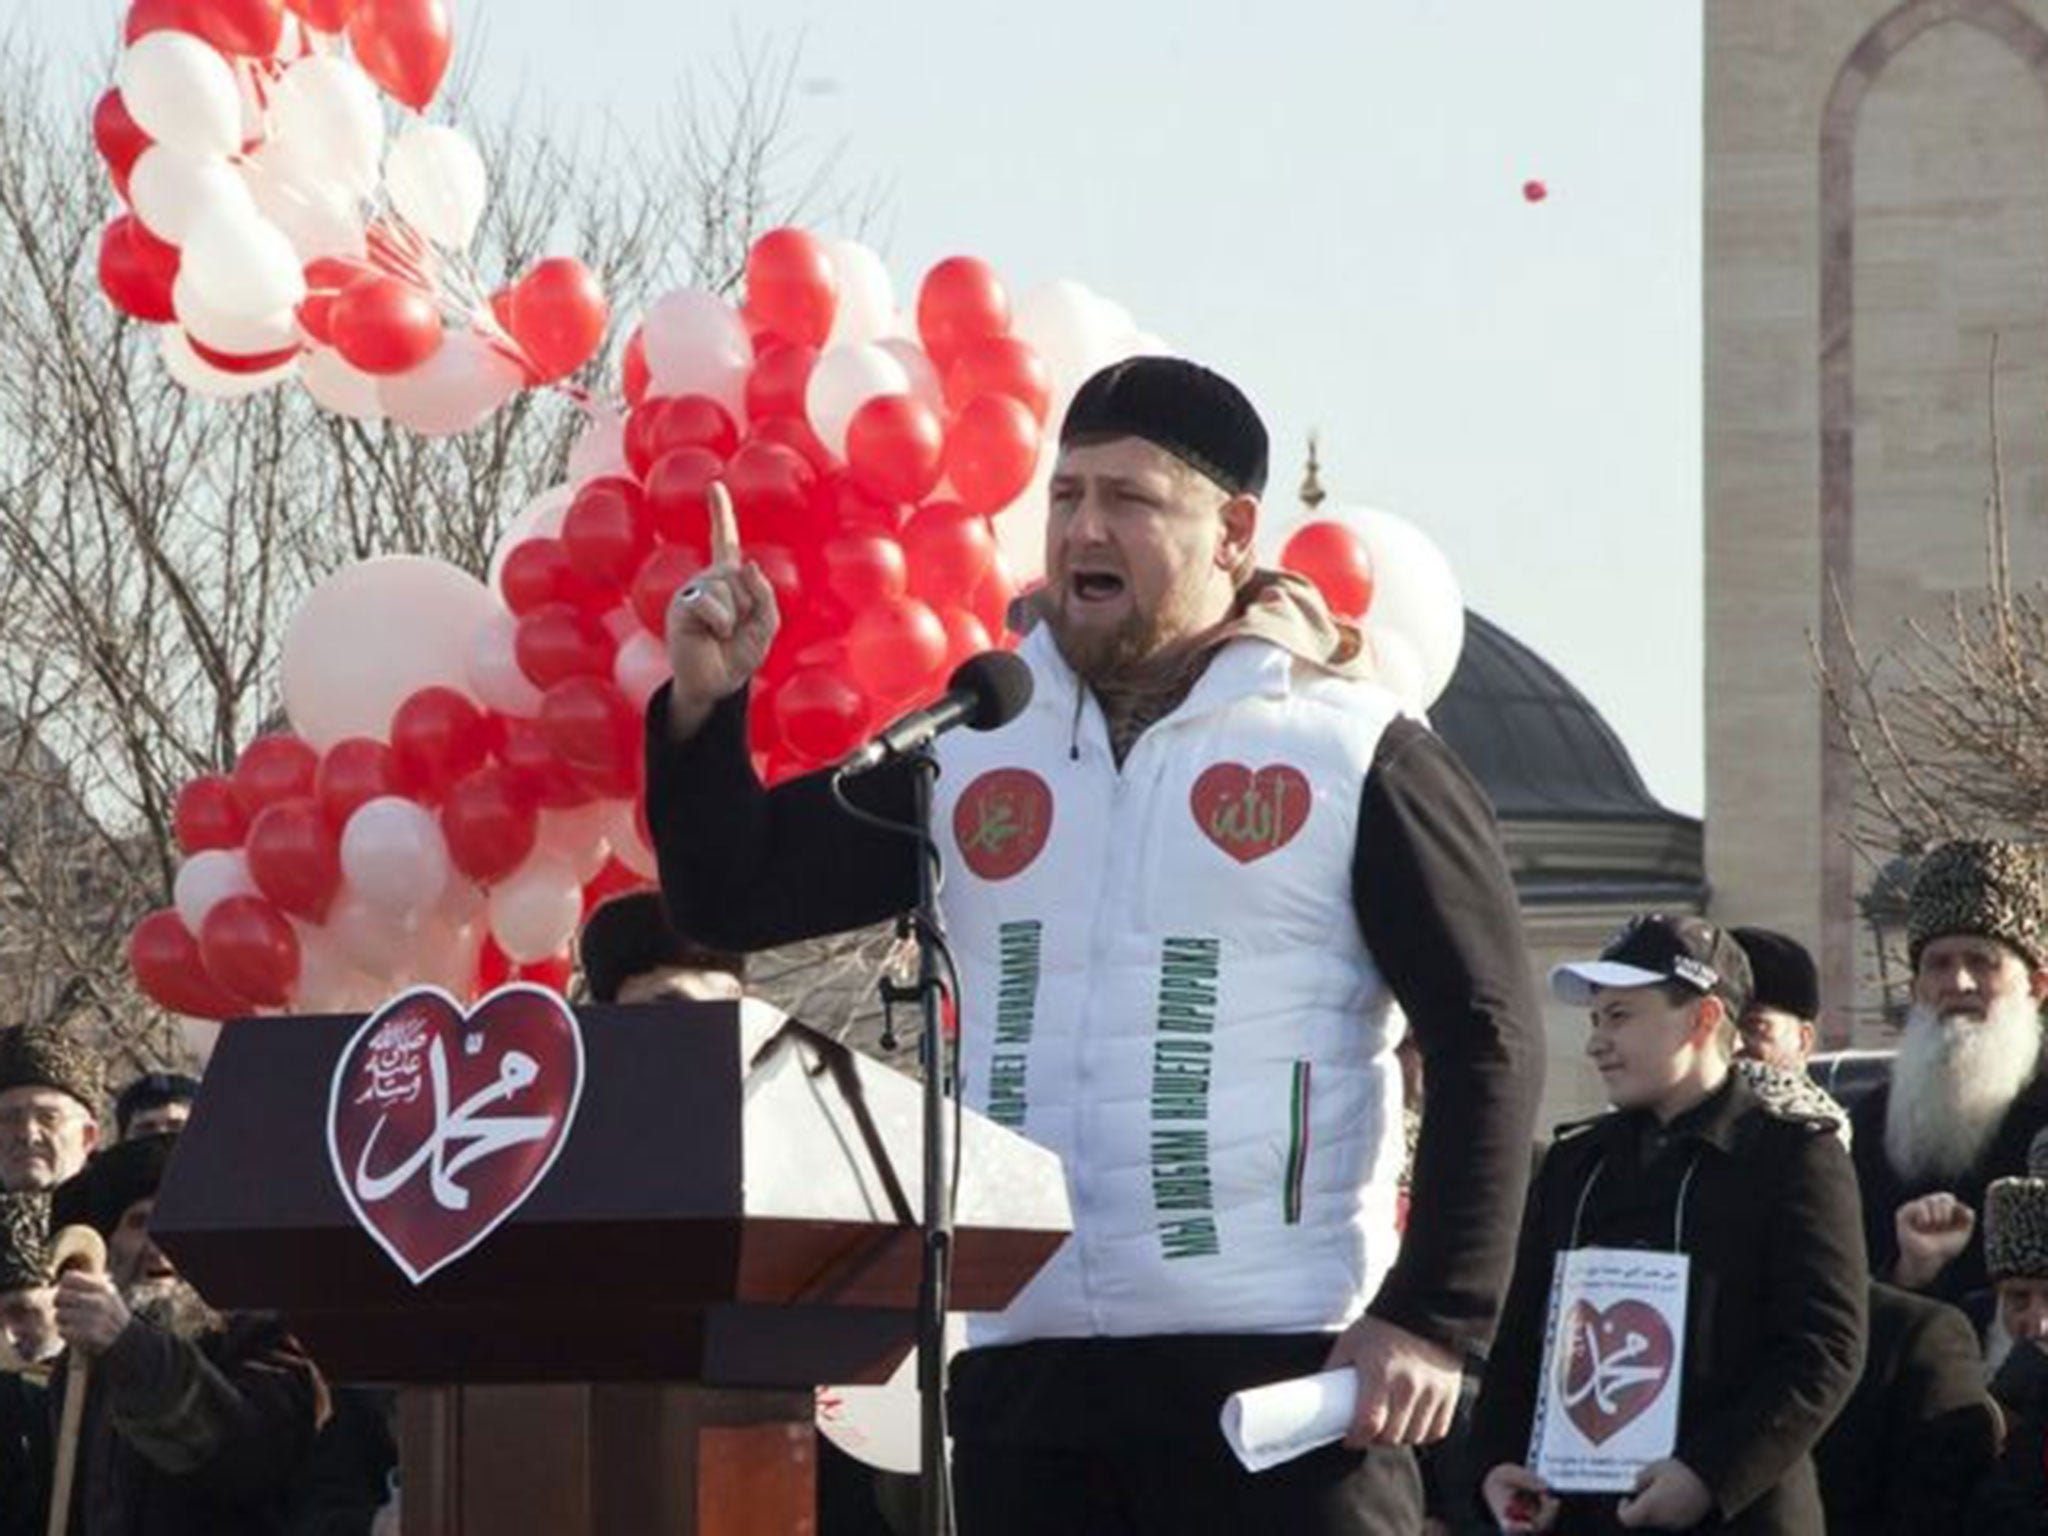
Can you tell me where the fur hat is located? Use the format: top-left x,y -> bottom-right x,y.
1731,1058 -> 1850,1150
1731,928 -> 1820,1021
0,1026 -> 101,1118
1986,1129 -> 2048,1283
50,1133 -> 175,1243
0,1194 -> 49,1293
1908,839 -> 2048,971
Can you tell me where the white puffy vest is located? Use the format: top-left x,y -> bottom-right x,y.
933,626 -> 1410,1345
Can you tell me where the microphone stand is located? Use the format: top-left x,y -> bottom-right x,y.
874,744 -> 956,1536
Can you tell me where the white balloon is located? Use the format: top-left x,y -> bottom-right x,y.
825,238 -> 895,347
118,34 -> 241,158
437,875 -> 488,928
327,887 -> 417,979
488,853 -> 583,964
641,289 -> 752,420
267,56 -> 385,198
877,337 -> 944,414
173,271 -> 298,356
537,803 -> 612,884
379,332 -> 523,437
129,146 -> 257,245
243,148 -> 366,262
1351,509 -> 1466,706
174,849 -> 256,935
613,631 -> 670,709
487,485 -> 573,590
300,348 -> 386,420
282,556 -> 498,747
805,343 -> 911,460
340,797 -> 450,918
990,456 -> 1052,587
1015,280 -> 1127,405
181,210 -> 306,319
1363,622 -> 1429,713
466,608 -> 546,718
385,124 -> 489,249
566,408 -> 630,485
602,799 -> 656,879
160,327 -> 296,399
414,914 -> 484,996
291,920 -> 386,1014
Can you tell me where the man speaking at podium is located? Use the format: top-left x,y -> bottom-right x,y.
645,356 -> 1543,1534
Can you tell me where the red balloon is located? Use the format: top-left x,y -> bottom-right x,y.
901,501 -> 997,604
287,0 -> 360,29
749,543 -> 805,620
390,687 -> 493,801
174,774 -> 249,854
475,933 -> 513,992
845,395 -> 945,504
496,718 -> 590,809
295,256 -> 375,346
938,608 -> 994,668
581,855 -> 645,917
539,677 -> 639,797
724,439 -> 818,540
745,342 -> 817,421
331,275 -> 443,375
820,532 -> 908,612
770,666 -> 872,763
187,335 -> 301,374
441,765 -> 539,883
124,0 -> 205,41
129,910 -> 249,1020
847,598 -> 949,700
516,954 -> 574,992
189,0 -> 286,54
315,737 -> 397,829
971,557 -> 1019,640
630,543 -> 708,634
643,447 -> 724,547
499,538 -> 575,615
234,733 -> 319,812
627,396 -> 739,478
1523,179 -> 1549,204
199,894 -> 300,1007
245,798 -> 341,921
744,228 -> 838,348
98,216 -> 180,324
1279,521 -> 1376,619
560,477 -> 653,593
944,335 -> 1051,422
515,602 -> 615,690
917,257 -> 1010,371
944,395 -> 1040,515
748,413 -> 833,475
92,91 -> 151,187
507,257 -> 608,383
347,0 -> 453,109
621,327 -> 650,407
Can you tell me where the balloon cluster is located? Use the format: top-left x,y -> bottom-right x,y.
129,227 -> 1154,1020
94,0 -> 608,427
1277,509 -> 1467,711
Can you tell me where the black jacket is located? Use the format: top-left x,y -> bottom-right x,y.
1849,1073 -> 2048,1304
1471,1076 -> 1868,1535
1813,1283 -> 2001,1536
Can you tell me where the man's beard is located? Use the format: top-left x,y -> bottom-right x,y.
124,1277 -> 222,1340
1885,993 -> 2045,1185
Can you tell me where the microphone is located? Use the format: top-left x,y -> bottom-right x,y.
837,651 -> 1034,776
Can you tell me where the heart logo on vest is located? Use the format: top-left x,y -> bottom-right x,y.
1557,1299 -> 1677,1446
954,768 -> 1054,881
327,985 -> 586,1285
1190,764 -> 1312,864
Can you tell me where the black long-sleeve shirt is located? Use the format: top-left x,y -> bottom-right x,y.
645,682 -> 1545,1361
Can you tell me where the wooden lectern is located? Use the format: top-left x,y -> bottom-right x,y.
149,999 -> 1070,1536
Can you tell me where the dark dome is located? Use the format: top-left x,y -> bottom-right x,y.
1432,612 -> 1683,824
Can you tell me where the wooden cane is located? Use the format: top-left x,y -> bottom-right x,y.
45,1224 -> 107,1536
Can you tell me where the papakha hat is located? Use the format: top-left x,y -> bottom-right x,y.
1907,839 -> 2048,971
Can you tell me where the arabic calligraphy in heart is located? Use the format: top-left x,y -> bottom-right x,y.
326,985 -> 585,1284
1557,1298 -> 1676,1445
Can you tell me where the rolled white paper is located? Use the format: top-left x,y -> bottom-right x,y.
1220,1367 -> 1358,1472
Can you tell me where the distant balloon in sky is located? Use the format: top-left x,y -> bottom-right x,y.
1522,179 -> 1549,204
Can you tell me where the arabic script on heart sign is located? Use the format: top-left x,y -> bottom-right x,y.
1557,1299 -> 1676,1446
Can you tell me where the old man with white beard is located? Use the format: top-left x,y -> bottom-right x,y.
1850,839 -> 2048,1310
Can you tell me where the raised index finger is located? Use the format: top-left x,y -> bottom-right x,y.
707,481 -> 741,567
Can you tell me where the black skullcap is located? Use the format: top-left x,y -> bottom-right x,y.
51,1133 -> 176,1243
0,1026 -> 102,1118
1731,928 -> 1820,1022
578,893 -> 746,1005
0,1194 -> 49,1292
114,1073 -> 200,1139
1060,356 -> 1269,497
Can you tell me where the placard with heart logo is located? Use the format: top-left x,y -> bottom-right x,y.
1556,1298 -> 1677,1446
1190,763 -> 1312,864
326,984 -> 586,1285
953,768 -> 1054,881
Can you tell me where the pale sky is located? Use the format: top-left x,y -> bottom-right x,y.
17,0 -> 1705,812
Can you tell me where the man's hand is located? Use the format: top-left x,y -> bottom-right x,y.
1894,1192 -> 1975,1291
1615,1458 -> 1712,1529
1480,1464 -> 1559,1533
663,482 -> 780,741
53,1271 -> 131,1358
1322,1313 -> 1462,1447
